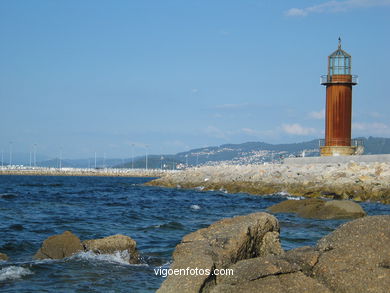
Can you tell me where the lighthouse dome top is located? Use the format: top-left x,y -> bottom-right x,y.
328,38 -> 351,75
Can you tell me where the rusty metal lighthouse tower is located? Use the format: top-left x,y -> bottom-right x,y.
320,38 -> 360,156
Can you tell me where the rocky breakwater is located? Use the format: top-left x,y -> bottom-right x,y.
158,213 -> 390,293
34,231 -> 140,264
146,162 -> 390,203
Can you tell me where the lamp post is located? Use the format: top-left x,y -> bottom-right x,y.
145,145 -> 148,170
9,141 -> 12,167
59,148 -> 62,169
132,144 -> 134,169
33,144 -> 37,167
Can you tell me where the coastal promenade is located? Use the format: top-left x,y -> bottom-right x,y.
147,161 -> 390,204
0,166 -> 174,177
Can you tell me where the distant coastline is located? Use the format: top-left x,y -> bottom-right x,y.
0,166 -> 172,178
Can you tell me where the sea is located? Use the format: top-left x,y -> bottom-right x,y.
0,175 -> 389,292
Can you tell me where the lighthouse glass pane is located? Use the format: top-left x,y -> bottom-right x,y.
329,56 -> 351,75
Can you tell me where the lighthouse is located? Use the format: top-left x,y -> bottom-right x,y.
320,39 -> 361,156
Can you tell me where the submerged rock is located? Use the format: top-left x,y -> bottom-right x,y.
0,252 -> 9,261
34,231 -> 83,259
157,212 -> 283,293
33,231 -> 140,263
82,234 -> 140,264
268,198 -> 366,219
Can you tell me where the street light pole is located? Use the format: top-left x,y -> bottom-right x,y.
145,145 -> 148,170
94,152 -> 97,168
33,144 -> 37,167
132,144 -> 134,169
9,141 -> 12,167
59,148 -> 62,169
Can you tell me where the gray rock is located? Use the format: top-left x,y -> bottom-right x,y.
268,198 -> 366,219
34,231 -> 83,259
0,252 -> 9,261
314,215 -> 390,293
82,234 -> 140,264
211,272 -> 331,293
158,214 -> 390,293
157,212 -> 282,293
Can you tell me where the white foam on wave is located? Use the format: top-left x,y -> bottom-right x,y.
276,191 -> 290,196
0,266 -> 33,282
190,204 -> 201,210
71,250 -> 147,266
286,196 -> 305,200
71,250 -> 130,265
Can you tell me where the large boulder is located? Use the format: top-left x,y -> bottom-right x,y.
158,214 -> 390,293
82,234 -> 140,264
268,198 -> 366,219
313,215 -> 390,293
210,256 -> 331,293
157,212 -> 283,293
0,252 -> 9,261
34,231 -> 83,259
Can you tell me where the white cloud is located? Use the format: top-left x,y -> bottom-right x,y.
286,0 -> 390,17
353,122 -> 389,131
241,127 -> 278,138
204,126 -> 229,139
309,109 -> 325,120
282,123 -> 317,135
368,111 -> 383,118
214,103 -> 250,110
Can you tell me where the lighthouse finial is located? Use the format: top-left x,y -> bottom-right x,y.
338,37 -> 342,49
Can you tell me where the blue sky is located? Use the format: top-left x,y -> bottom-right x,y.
1,0 -> 389,159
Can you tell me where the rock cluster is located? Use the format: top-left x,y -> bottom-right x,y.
147,162 -> 390,203
158,214 -> 390,293
268,198 -> 366,219
33,231 -> 140,264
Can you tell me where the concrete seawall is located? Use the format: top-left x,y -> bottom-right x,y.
283,154 -> 390,165
0,167 -> 175,178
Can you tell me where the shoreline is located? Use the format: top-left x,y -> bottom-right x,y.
146,162 -> 390,204
0,167 -> 173,178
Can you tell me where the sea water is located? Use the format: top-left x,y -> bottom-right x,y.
0,175 -> 389,292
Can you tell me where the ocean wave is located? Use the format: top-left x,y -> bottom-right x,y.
0,266 -> 33,282
190,204 -> 201,210
286,196 -> 305,200
275,191 -> 290,196
70,250 -> 145,266
0,193 -> 18,199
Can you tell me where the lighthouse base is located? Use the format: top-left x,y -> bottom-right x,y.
320,146 -> 357,157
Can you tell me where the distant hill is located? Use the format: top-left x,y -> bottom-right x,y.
4,137 -> 389,169
359,136 -> 390,154
121,137 -> 390,169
